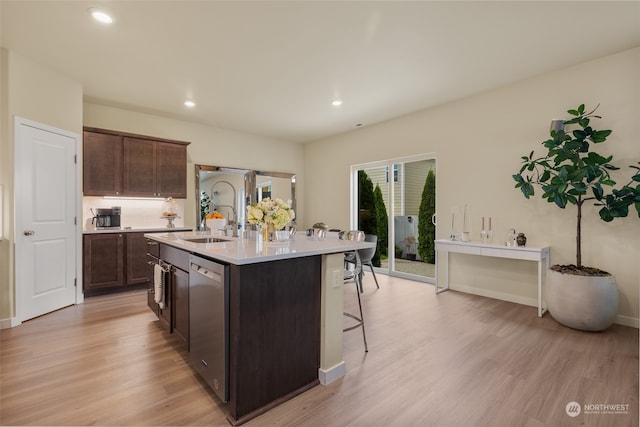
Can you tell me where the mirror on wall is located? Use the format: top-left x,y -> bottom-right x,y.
252,171 -> 297,215
195,165 -> 251,231
195,165 -> 296,231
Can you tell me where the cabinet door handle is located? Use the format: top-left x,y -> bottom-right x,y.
147,241 -> 158,246
23,230 -> 35,236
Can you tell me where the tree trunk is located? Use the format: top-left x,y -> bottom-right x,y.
576,198 -> 583,268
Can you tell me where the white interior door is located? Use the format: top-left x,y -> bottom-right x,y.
15,118 -> 78,322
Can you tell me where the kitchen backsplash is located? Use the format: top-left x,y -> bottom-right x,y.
83,197 -> 186,230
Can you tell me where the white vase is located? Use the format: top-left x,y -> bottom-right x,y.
546,269 -> 618,331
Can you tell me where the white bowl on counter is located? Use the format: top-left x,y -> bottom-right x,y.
208,218 -> 227,234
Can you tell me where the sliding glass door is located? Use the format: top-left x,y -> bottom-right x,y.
352,154 -> 436,283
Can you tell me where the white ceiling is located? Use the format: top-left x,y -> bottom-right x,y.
2,1 -> 639,143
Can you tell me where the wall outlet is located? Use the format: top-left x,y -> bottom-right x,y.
332,269 -> 342,288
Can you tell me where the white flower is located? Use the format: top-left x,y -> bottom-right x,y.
246,197 -> 295,229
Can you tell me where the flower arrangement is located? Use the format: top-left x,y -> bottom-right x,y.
247,198 -> 295,230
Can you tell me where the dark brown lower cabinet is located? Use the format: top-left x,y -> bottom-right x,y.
84,232 -> 152,295
126,232 -> 151,285
83,233 -> 125,292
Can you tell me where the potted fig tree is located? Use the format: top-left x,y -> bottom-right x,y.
513,104 -> 639,331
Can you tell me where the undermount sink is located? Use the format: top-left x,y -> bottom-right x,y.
180,237 -> 230,244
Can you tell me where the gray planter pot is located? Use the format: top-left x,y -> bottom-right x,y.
546,269 -> 619,332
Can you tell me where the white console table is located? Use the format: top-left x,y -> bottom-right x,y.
434,239 -> 550,317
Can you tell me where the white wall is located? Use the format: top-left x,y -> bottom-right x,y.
83,103 -> 305,232
304,47 -> 640,326
0,48 -> 83,321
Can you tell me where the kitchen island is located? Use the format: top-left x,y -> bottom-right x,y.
145,231 -> 374,425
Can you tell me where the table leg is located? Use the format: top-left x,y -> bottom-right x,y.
436,250 -> 450,294
537,251 -> 549,317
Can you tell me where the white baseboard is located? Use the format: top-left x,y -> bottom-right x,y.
318,361 -> 346,385
0,317 -> 21,329
615,314 -> 639,329
451,284 -> 539,309
450,284 -> 639,329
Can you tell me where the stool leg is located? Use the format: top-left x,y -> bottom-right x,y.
367,263 -> 380,289
355,276 -> 368,352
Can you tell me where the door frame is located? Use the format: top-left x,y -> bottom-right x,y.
13,116 -> 83,325
350,152 -> 437,284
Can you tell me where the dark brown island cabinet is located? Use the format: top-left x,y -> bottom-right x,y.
145,240 -> 323,425
83,127 -> 189,198
226,256 -> 321,425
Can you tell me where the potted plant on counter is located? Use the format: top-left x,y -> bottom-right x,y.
513,104 -> 640,331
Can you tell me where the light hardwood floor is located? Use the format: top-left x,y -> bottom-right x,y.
1,274 -> 637,427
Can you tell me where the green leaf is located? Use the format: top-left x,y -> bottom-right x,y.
565,194 -> 578,205
554,194 -> 567,208
572,182 -> 587,193
540,170 -> 551,182
599,207 -> 614,222
591,129 -> 612,143
578,104 -> 585,114
567,109 -> 580,116
592,183 -> 604,200
579,141 -> 589,152
573,129 -> 587,141
520,183 -> 534,199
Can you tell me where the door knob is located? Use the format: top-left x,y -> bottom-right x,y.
23,230 -> 35,236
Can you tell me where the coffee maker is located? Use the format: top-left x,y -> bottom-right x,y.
93,206 -> 121,229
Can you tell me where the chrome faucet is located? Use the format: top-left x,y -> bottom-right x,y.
210,180 -> 238,237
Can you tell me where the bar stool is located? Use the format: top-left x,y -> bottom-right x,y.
341,230 -> 368,352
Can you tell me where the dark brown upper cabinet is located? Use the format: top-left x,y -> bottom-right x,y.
83,131 -> 123,196
83,127 -> 190,198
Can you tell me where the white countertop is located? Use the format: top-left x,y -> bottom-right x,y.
145,230 -> 376,265
84,226 -> 192,234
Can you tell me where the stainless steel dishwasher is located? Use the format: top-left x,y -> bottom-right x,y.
189,254 -> 229,403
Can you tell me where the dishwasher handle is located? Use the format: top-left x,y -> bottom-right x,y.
191,263 -> 222,282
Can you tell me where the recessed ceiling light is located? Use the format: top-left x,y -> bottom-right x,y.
88,8 -> 113,24
184,100 -> 196,108
331,99 -> 343,107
